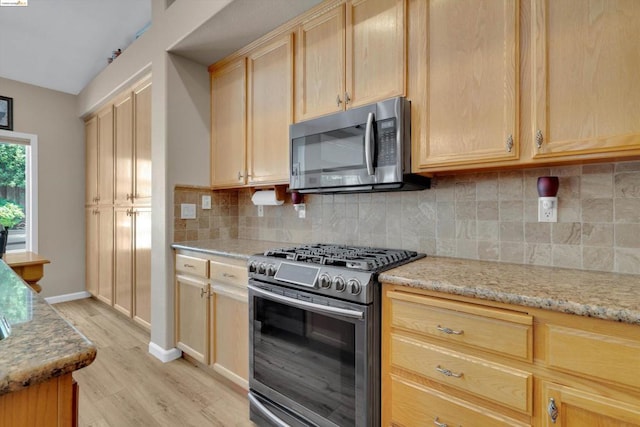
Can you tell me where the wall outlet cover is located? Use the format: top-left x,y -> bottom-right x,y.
257,205 -> 264,217
181,203 -> 196,219
202,195 -> 211,209
538,197 -> 558,222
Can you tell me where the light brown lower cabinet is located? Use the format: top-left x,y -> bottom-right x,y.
382,284 -> 640,427
175,252 -> 249,389
0,373 -> 77,427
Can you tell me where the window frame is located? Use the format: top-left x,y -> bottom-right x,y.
0,129 -> 38,253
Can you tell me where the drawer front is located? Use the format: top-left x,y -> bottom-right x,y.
175,254 -> 209,278
390,376 -> 531,427
388,290 -> 532,360
210,259 -> 247,288
547,325 -> 640,389
391,334 -> 532,413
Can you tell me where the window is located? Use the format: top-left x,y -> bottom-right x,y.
0,130 -> 37,252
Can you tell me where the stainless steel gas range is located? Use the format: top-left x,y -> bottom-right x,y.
248,244 -> 425,427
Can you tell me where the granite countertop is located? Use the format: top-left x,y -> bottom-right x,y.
0,260 -> 97,395
380,256 -> 640,325
172,238 -> 292,260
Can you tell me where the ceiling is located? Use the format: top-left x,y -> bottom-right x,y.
0,0 -> 323,96
0,0 -> 151,95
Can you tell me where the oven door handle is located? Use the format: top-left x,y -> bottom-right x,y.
248,393 -> 290,427
249,285 -> 364,320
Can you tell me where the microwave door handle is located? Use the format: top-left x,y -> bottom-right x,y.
365,112 -> 375,176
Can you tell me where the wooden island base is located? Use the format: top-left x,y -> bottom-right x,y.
3,252 -> 50,293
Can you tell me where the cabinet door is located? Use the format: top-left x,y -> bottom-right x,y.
346,0 -> 405,108
415,0 -> 519,171
211,58 -> 247,188
114,94 -> 134,205
247,32 -> 294,185
532,0 -> 640,160
133,79 -> 152,204
211,284 -> 249,389
175,274 -> 209,364
85,207 -> 99,296
113,207 -> 133,317
133,207 -> 151,328
85,117 -> 98,205
97,206 -> 114,305
97,105 -> 114,205
295,3 -> 346,121
542,382 -> 640,427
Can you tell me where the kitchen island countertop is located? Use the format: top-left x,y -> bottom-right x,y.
380,256 -> 640,325
0,260 -> 96,395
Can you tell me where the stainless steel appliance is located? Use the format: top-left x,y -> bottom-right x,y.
289,97 -> 430,194
248,244 -> 425,427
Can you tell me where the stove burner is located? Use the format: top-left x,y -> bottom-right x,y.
263,243 -> 420,272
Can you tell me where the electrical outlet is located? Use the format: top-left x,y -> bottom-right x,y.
202,195 -> 211,209
538,197 -> 558,222
257,205 -> 264,217
180,203 -> 196,219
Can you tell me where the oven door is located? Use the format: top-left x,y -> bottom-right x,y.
248,281 -> 378,427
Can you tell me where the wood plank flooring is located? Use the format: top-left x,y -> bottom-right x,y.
52,298 -> 254,427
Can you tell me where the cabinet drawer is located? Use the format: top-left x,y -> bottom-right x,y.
390,376 -> 531,427
175,254 -> 209,278
387,290 -> 532,360
210,259 -> 247,288
547,324 -> 640,389
391,334 -> 532,413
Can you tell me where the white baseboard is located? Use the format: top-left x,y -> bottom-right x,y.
149,341 -> 182,363
46,291 -> 92,305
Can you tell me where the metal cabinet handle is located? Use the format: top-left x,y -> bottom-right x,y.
548,397 -> 558,423
183,263 -> 195,269
436,365 -> 463,378
200,287 -> 209,298
506,134 -> 514,152
344,92 -> 351,104
433,417 -> 448,427
238,171 -> 244,181
222,272 -> 236,279
536,129 -> 544,149
336,95 -> 342,106
126,193 -> 134,201
437,325 -> 464,335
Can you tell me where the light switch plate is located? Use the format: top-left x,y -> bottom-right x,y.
202,195 -> 211,210
180,203 -> 196,219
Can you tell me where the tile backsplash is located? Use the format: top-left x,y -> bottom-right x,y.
175,161 -> 640,275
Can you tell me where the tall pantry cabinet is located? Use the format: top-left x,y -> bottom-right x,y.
85,75 -> 152,329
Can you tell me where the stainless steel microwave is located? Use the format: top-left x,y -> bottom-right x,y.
289,96 -> 430,194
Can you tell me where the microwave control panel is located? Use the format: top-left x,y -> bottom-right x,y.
377,118 -> 397,166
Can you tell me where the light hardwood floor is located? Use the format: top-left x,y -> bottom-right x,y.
53,298 -> 254,427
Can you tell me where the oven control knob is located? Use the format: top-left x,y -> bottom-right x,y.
333,276 -> 346,292
347,279 -> 361,295
318,273 -> 332,289
248,261 -> 258,273
258,262 -> 267,274
266,264 -> 277,276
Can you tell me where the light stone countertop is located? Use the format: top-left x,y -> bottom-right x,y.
171,238 -> 293,260
0,260 -> 97,395
171,240 -> 640,326
379,256 -> 640,325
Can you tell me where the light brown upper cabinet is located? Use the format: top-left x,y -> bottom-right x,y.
211,32 -> 293,188
412,0 -> 519,172
296,0 -> 405,122
247,32 -> 294,185
210,58 -> 247,188
97,105 -> 114,205
114,78 -> 152,205
531,0 -> 640,161
85,116 -> 98,205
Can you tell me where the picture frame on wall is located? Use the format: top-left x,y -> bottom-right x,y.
0,96 -> 13,131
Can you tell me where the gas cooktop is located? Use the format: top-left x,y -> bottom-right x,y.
262,243 -> 423,272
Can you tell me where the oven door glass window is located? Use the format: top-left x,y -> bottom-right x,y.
253,296 -> 357,426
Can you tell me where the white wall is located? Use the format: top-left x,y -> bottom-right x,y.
0,77 -> 85,298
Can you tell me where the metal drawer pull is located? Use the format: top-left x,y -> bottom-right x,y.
222,272 -> 236,279
433,417 -> 448,427
436,365 -> 463,378
548,397 -> 558,423
437,325 -> 464,335
200,287 -> 208,298
183,263 -> 195,269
